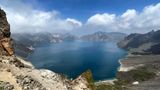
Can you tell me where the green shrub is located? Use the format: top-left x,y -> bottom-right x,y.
0,87 -> 4,90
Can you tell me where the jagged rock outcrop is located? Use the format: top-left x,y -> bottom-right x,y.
0,56 -> 93,90
118,30 -> 160,54
0,8 -> 14,56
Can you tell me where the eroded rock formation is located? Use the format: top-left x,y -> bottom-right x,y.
0,8 -> 14,56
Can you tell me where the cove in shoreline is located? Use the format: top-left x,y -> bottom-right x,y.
96,55 -> 129,84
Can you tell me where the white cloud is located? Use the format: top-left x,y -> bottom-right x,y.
66,18 -> 82,27
0,0 -> 82,33
65,18 -> 82,30
121,9 -> 137,21
87,13 -> 116,26
0,0 -> 160,34
86,3 -> 160,34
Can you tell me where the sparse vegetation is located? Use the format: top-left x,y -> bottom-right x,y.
95,65 -> 157,90
117,65 -> 156,85
0,88 -> 4,90
132,68 -> 156,81
0,87 -> 4,90
95,83 -> 126,90
81,70 -> 95,90
0,81 -> 4,90
96,84 -> 113,90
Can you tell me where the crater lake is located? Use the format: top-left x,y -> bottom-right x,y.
27,41 -> 127,81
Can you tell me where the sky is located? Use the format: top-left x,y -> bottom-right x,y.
0,0 -> 160,34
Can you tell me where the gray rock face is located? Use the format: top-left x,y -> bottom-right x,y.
118,30 -> 160,54
81,31 -> 109,41
81,31 -> 126,42
0,8 -> 14,56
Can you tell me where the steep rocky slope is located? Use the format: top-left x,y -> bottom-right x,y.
0,9 -> 14,56
0,56 -> 93,90
0,8 -> 93,90
118,30 -> 160,54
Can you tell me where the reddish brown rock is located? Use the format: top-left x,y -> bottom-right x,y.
0,8 -> 14,56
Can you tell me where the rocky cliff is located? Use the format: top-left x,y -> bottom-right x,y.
0,56 -> 93,90
0,9 -> 14,56
118,30 -> 160,54
0,8 -> 93,90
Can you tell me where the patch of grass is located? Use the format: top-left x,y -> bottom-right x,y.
116,66 -> 156,85
81,70 -> 95,90
132,68 -> 156,81
0,87 -> 4,90
95,84 -> 126,90
96,84 -> 113,90
0,81 -> 4,90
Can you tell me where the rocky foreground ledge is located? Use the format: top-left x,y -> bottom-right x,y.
0,56 -> 93,90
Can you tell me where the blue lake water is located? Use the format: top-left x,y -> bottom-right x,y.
27,41 -> 127,81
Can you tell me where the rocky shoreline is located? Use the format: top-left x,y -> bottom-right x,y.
116,54 -> 160,90
95,54 -> 128,86
95,53 -> 160,90
118,53 -> 136,72
119,54 -> 160,72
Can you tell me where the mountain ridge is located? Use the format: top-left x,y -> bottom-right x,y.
81,31 -> 127,42
118,30 -> 160,54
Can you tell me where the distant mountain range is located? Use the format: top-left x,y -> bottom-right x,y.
12,33 -> 77,57
13,30 -> 160,57
12,33 -> 77,46
118,30 -> 160,54
81,31 -> 127,42
12,31 -> 126,57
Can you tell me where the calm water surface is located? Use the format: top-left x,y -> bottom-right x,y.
27,41 -> 127,81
